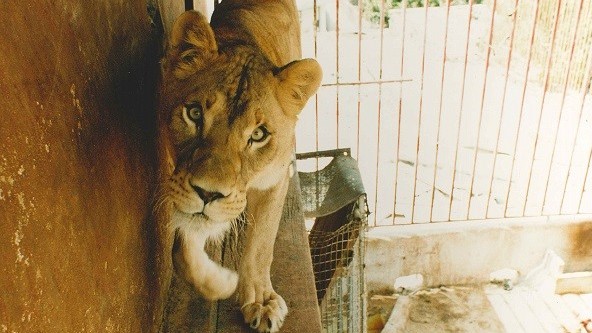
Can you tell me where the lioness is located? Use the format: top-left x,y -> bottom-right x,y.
154,1 -> 322,332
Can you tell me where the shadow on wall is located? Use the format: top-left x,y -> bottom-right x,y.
0,1 -> 161,331
570,222 -> 592,272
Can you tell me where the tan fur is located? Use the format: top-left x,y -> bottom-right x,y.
153,2 -> 322,333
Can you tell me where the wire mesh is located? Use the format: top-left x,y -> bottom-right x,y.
309,212 -> 366,333
298,151 -> 368,333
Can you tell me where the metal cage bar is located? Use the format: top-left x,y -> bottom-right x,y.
466,0 -> 497,220
447,0 -> 474,221
428,0 -> 452,222
521,0 -> 563,216
540,0 -> 586,215
410,0 -> 431,223
485,0 -> 520,219
392,0 -> 408,224
501,0 -> 541,218
294,0 -> 592,226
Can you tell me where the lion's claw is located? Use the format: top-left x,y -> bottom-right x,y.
241,293 -> 287,333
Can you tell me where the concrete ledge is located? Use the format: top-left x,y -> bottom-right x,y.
556,271 -> 592,294
366,216 -> 592,291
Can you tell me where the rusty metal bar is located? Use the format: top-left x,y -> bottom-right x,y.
335,0 -> 340,147
322,79 -> 412,87
502,0 -> 541,217
540,0 -> 585,215
485,0 -> 520,218
410,0 -> 431,223
561,44 -> 592,212
296,148 -> 351,160
392,0 -> 408,225
355,0 -> 363,160
313,0 -> 319,174
578,113 -> 592,213
429,0 -> 452,222
448,0 -> 475,221
372,0 -> 387,226
579,135 -> 592,212
466,0 -> 497,219
576,66 -> 592,213
521,0 -> 563,216
301,0 -> 592,224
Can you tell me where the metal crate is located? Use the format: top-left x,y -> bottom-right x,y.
298,149 -> 368,333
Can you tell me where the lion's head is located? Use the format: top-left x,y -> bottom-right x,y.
158,11 -> 322,224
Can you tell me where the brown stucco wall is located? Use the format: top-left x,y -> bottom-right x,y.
0,1 -> 159,331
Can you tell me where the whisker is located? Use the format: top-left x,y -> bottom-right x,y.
150,178 -> 174,213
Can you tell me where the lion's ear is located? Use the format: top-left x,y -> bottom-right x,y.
163,10 -> 217,79
276,59 -> 322,117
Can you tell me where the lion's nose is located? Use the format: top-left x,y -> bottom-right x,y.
192,185 -> 225,205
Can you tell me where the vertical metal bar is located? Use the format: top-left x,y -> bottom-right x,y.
429,0 -> 452,222
540,0 -> 585,215
372,0 -> 386,226
448,0 -> 475,221
576,65 -> 592,213
521,0 -> 563,216
348,271 -> 353,332
185,0 -> 193,11
337,271 -> 343,332
410,0 -> 430,223
466,0 -> 497,219
392,0 -> 408,224
313,0 -> 319,155
313,0 -> 320,206
356,0 -> 363,161
335,0 -> 340,148
560,45 -> 592,212
578,111 -> 592,213
485,0 -> 520,218
502,0 -> 541,217
359,225 -> 367,332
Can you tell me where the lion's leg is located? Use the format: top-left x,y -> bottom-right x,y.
153,214 -> 175,333
239,176 -> 290,333
176,223 -> 238,301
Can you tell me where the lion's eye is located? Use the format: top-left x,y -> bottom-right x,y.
183,104 -> 203,123
250,126 -> 269,143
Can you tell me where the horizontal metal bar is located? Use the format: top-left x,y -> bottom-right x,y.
321,79 -> 413,87
296,148 -> 352,160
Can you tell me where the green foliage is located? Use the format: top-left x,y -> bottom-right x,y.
352,0 -> 484,27
393,0 -> 441,8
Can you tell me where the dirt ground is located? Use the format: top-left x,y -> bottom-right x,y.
369,286 -> 505,333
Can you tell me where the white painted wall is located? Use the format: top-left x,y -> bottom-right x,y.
365,216 -> 592,291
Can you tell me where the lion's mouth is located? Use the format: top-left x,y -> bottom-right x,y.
168,188 -> 247,223
172,201 -> 241,224
192,211 -> 208,219
171,202 -> 207,219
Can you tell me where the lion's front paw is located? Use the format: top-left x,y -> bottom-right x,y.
195,265 -> 238,301
240,292 -> 287,333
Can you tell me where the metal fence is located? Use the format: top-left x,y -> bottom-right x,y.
295,0 -> 592,226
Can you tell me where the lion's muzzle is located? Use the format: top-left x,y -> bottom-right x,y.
192,185 -> 225,205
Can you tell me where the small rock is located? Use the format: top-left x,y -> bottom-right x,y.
394,274 -> 424,295
490,268 -> 519,290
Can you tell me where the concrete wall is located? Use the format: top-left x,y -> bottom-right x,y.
0,1 -> 159,331
366,216 -> 592,291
